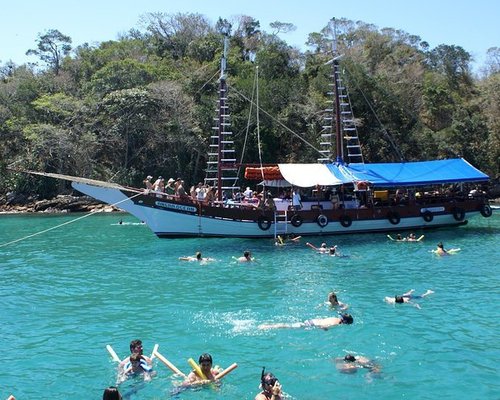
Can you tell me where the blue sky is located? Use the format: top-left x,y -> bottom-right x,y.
1,0 -> 498,71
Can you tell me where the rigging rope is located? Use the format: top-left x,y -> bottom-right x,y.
231,87 -> 324,157
0,191 -> 143,248
343,65 -> 405,162
255,66 -> 266,187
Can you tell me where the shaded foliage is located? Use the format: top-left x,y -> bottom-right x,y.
1,16 -> 498,200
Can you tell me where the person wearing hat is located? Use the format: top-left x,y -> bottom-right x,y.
165,178 -> 175,195
143,175 -> 153,190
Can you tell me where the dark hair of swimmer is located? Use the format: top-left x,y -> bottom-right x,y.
129,339 -> 142,353
344,354 -> 356,362
103,386 -> 122,400
199,353 -> 213,364
437,242 -> 444,249
196,252 -> 202,260
329,247 -> 336,254
395,295 -> 405,303
244,251 -> 251,258
328,292 -> 338,304
261,367 -> 278,386
340,313 -> 353,324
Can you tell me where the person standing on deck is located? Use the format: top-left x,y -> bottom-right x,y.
292,188 -> 302,210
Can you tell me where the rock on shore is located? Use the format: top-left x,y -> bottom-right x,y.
0,193 -> 120,214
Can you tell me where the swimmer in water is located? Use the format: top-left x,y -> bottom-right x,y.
306,242 -> 330,253
435,242 -> 448,255
334,354 -> 382,378
236,250 -> 254,262
384,289 -> 434,309
183,353 -> 222,385
433,242 -> 461,255
325,291 -> 348,310
103,387 -> 122,400
259,313 -> 353,330
119,340 -> 152,370
255,368 -> 283,400
179,252 -> 214,262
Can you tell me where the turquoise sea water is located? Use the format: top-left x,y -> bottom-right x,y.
1,211 -> 499,400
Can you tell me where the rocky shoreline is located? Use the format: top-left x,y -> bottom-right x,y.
0,193 -> 121,214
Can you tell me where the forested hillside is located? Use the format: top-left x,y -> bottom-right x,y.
1,15 -> 498,199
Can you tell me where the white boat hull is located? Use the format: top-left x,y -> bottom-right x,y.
72,182 -> 486,238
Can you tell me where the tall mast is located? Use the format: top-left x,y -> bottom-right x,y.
318,18 -> 364,165
204,33 -> 238,201
217,34 -> 228,200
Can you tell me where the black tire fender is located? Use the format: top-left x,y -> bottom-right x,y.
422,211 -> 433,222
387,211 -> 401,225
257,216 -> 271,230
480,204 -> 492,218
339,215 -> 352,228
452,207 -> 465,221
290,214 -> 303,227
317,214 -> 328,228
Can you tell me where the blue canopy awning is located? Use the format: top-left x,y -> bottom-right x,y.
332,158 -> 489,187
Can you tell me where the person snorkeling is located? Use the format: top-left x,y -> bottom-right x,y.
255,368 -> 283,400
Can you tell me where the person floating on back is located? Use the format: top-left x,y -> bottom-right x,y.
384,289 -> 434,309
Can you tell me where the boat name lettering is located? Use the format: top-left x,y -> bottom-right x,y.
155,201 -> 197,213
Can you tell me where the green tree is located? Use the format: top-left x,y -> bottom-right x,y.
26,29 -> 72,75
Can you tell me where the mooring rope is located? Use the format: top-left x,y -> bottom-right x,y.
0,191 -> 143,248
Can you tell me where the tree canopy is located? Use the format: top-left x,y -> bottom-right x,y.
1,15 -> 498,199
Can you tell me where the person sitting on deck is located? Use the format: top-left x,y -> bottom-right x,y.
196,183 -> 206,201
204,187 -> 215,204
165,178 -> 176,195
153,176 -> 165,192
175,179 -> 190,200
143,175 -> 153,191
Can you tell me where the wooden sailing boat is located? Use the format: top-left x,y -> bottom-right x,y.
34,32 -> 492,238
